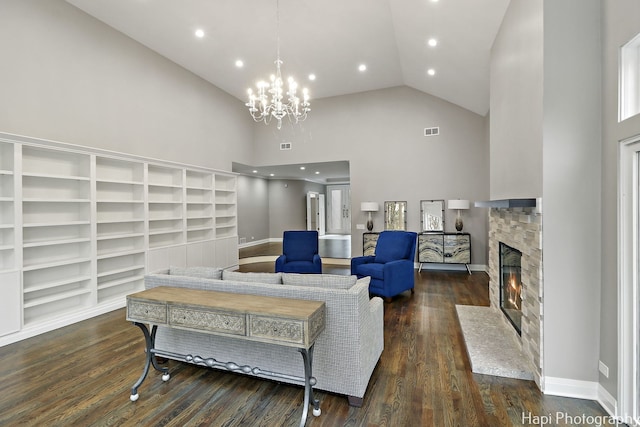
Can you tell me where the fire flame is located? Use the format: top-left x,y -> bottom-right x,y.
507,273 -> 521,309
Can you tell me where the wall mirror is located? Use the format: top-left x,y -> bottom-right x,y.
420,200 -> 445,232
384,201 -> 407,230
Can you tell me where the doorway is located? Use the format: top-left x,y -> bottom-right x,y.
619,135 -> 640,424
326,185 -> 351,234
306,192 -> 325,236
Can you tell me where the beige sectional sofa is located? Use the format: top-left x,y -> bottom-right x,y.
143,268 -> 384,406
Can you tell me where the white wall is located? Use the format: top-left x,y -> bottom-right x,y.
0,1 -> 490,266
237,175 -> 270,244
268,179 -> 325,239
600,0 -> 640,400
0,0 -> 253,171
489,0 -> 543,200
542,0 -> 601,385
251,86 -> 490,263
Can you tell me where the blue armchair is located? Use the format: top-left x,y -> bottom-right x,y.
275,230 -> 322,274
351,230 -> 417,300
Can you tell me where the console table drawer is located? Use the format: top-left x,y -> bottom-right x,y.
127,300 -> 167,324
249,315 -> 304,345
169,305 -> 245,335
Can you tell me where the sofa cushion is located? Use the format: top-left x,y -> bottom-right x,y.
282,273 -> 357,289
374,232 -> 413,263
169,266 -> 223,280
222,270 -> 283,284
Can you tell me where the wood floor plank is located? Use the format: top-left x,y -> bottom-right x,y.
0,262 -> 610,427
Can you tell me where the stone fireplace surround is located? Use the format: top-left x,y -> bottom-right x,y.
488,206 -> 543,388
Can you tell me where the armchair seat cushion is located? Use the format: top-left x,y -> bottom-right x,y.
279,260 -> 320,274
355,263 -> 385,280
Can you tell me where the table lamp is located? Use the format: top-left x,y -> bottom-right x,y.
447,199 -> 470,232
361,202 -> 379,231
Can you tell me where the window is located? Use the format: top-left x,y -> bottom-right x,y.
620,32 -> 640,121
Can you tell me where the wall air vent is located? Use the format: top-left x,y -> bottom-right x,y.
280,142 -> 292,150
424,127 -> 439,137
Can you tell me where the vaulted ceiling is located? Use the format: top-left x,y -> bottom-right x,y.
65,0 -> 510,117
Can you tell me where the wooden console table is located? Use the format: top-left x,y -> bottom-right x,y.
126,286 -> 326,427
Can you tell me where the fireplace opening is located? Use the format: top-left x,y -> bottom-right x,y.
500,242 -> 522,335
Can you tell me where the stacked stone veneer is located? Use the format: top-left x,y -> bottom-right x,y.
488,207 -> 543,388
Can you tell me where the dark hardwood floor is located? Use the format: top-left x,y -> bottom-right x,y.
0,263 -> 609,426
239,235 -> 351,260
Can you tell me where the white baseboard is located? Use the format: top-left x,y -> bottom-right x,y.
597,384 -> 618,419
543,376 -> 599,400
238,255 -> 277,265
238,238 -> 270,249
0,299 -> 125,347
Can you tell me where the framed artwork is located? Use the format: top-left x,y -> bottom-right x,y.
384,201 -> 407,230
420,200 -> 445,232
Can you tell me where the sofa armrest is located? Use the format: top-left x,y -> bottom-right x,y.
356,294 -> 384,392
369,296 -> 384,348
313,254 -> 322,266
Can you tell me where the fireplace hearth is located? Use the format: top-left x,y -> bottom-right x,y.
500,242 -> 522,335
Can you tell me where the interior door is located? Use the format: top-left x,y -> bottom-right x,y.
326,185 -> 351,234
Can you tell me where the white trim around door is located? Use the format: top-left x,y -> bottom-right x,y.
619,134 -> 640,425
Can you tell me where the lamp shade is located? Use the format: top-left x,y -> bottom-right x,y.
361,202 -> 379,212
447,199 -> 470,210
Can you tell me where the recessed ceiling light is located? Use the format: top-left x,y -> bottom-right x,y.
270,173 -> 275,177
195,29 -> 205,38
315,171 -> 320,175
235,59 -> 244,68
358,64 -> 367,72
428,38 -> 438,47
427,68 -> 436,76
300,166 -> 306,170
308,74 -> 316,81
252,170 -> 258,173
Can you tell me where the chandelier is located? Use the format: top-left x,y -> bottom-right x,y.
246,0 -> 310,130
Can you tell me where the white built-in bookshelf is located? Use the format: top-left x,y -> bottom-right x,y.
186,170 -> 214,243
95,157 -> 146,305
0,141 -> 15,271
21,146 -> 93,326
0,141 -> 20,338
0,133 -> 238,345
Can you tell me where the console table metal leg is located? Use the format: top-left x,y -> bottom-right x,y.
298,346 -> 320,427
130,322 -> 169,402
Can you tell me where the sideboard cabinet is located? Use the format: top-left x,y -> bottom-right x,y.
362,232 -> 379,256
418,232 -> 471,274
